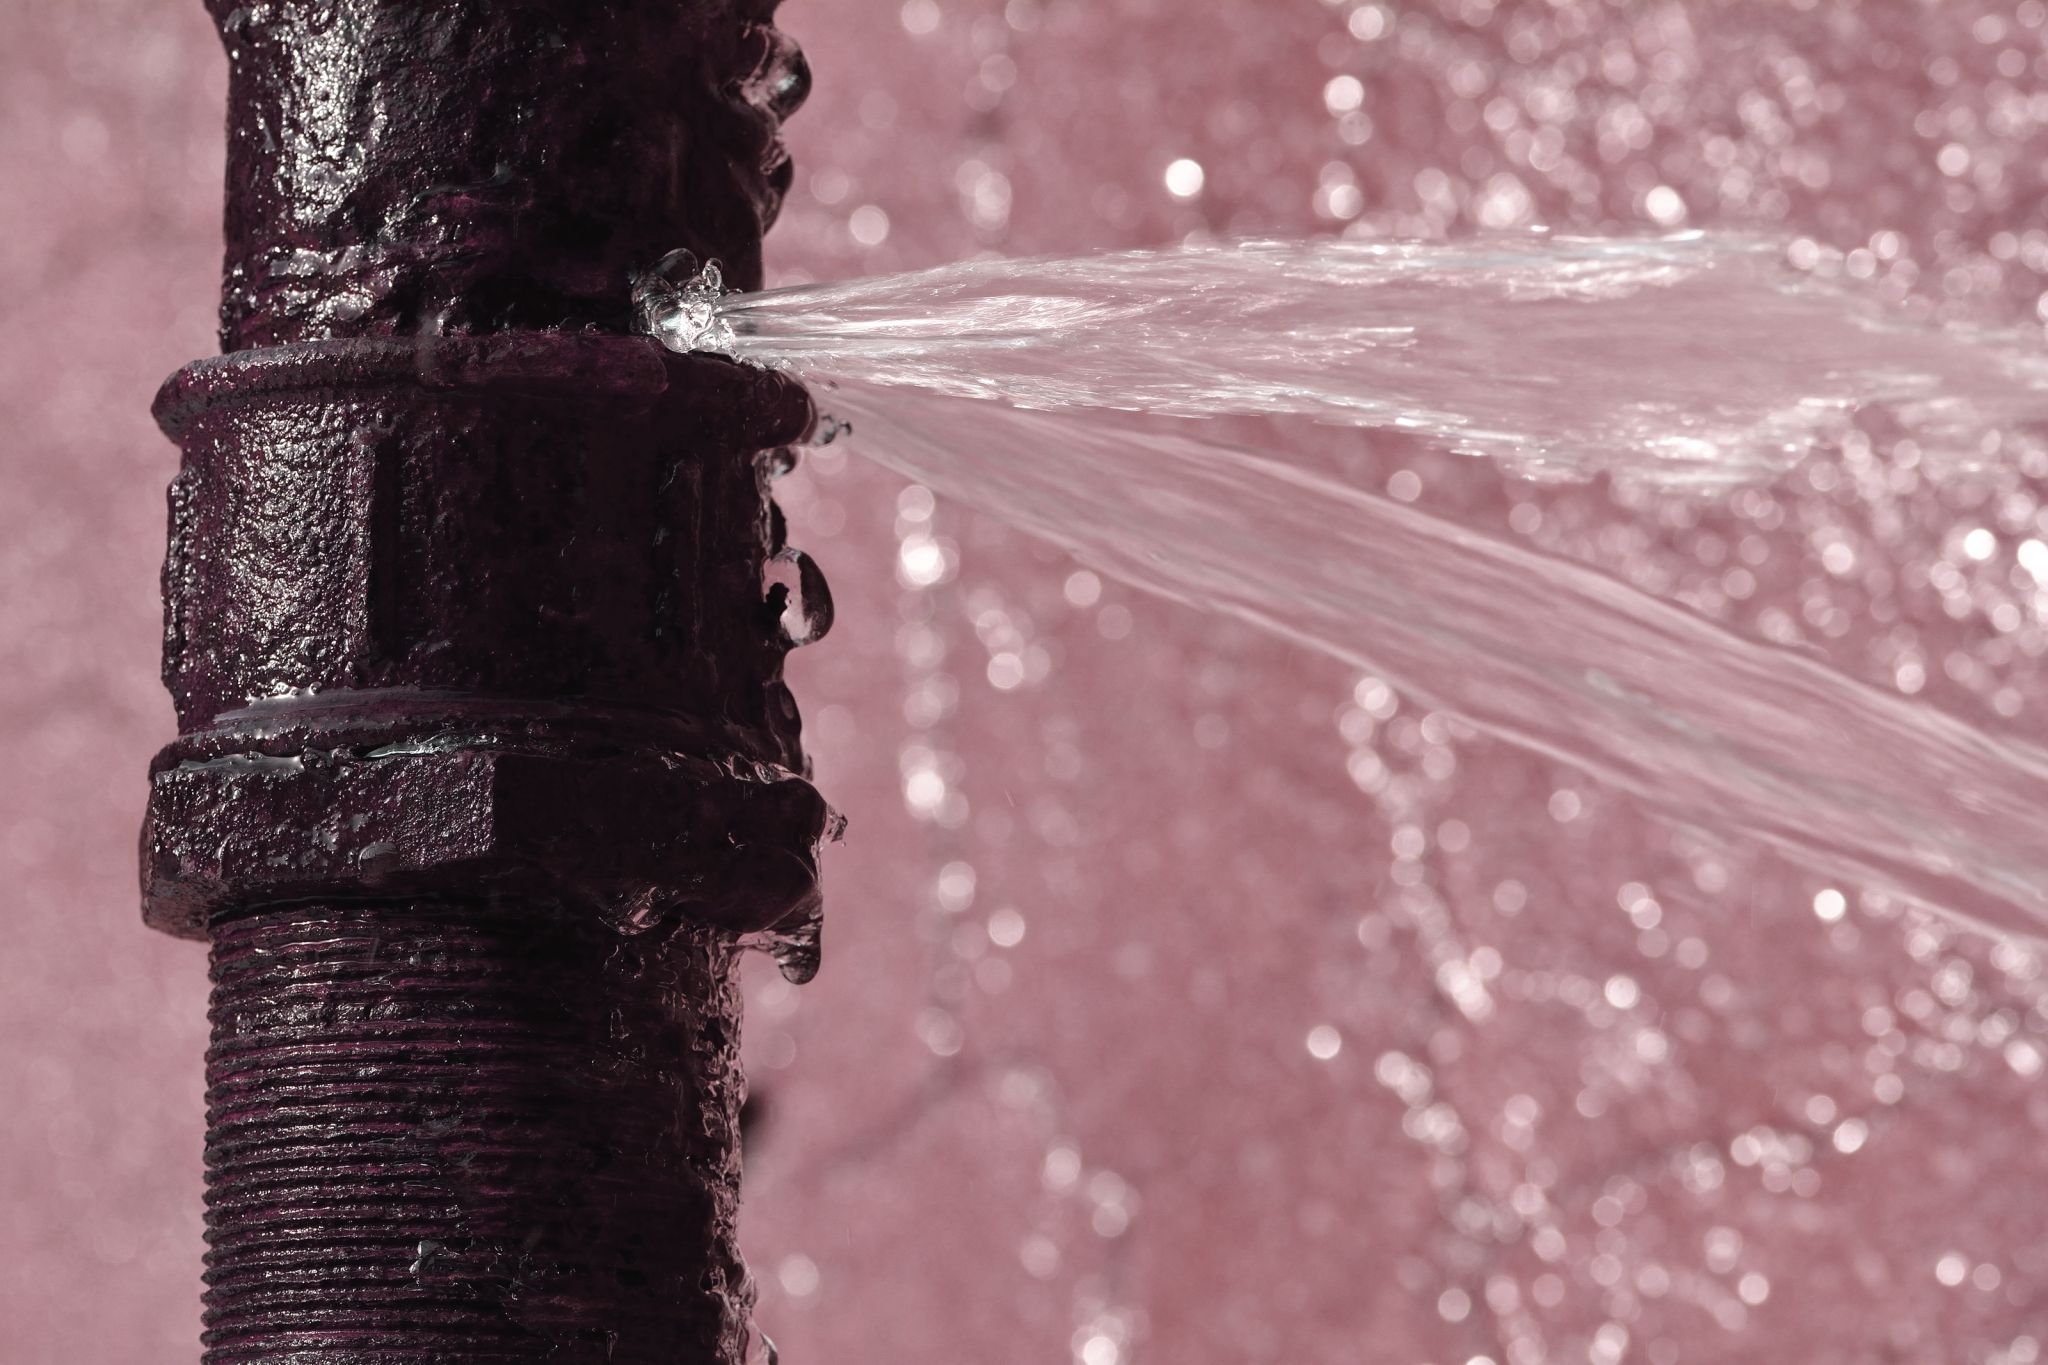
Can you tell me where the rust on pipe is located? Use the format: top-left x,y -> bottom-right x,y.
143,3 -> 828,1361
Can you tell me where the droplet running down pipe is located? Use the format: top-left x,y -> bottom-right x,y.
141,4 -> 833,1361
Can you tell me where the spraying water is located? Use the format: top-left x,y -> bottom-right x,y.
644,233 -> 2048,487
636,234 -> 2048,935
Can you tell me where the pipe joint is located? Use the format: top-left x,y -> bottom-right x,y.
145,331 -> 831,948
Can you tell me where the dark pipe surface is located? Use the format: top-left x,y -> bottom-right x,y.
207,0 -> 805,350
147,3 -> 825,1360
204,900 -> 751,1364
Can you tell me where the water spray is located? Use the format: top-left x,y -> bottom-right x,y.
640,237 -> 2048,936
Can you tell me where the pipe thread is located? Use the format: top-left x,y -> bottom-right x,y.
202,899 -> 752,1364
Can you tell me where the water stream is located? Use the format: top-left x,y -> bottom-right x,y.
639,234 -> 2048,937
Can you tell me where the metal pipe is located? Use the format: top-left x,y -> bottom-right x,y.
144,3 -> 826,1360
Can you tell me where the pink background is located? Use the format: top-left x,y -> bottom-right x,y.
7,2 -> 2048,1362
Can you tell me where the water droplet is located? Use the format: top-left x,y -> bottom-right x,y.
602,889 -> 669,936
739,29 -> 811,123
1306,1024 -> 1343,1060
764,549 -> 834,648
743,901 -> 823,985
742,1323 -> 781,1365
1163,157 -> 1205,199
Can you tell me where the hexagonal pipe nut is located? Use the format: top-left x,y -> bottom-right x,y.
143,736 -> 833,942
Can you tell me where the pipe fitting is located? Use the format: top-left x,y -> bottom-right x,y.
145,332 -> 830,946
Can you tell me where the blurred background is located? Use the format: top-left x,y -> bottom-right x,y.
8,1 -> 2048,1361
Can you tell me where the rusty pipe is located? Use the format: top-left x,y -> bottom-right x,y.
143,3 -> 828,1361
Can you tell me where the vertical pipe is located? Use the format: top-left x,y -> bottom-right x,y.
144,3 -> 826,1361
203,900 -> 749,1363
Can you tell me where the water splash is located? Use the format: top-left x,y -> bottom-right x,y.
694,233 -> 2048,488
634,250 -> 736,355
